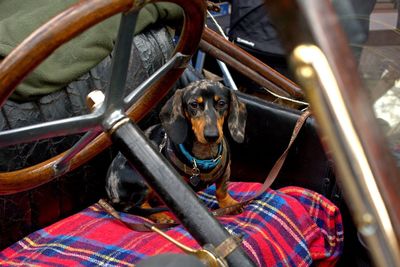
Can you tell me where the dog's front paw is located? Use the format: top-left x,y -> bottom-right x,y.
149,212 -> 176,224
218,194 -> 244,215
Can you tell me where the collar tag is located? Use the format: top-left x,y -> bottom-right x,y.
190,161 -> 200,186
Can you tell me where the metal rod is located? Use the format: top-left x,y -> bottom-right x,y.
123,52 -> 190,107
217,60 -> 238,90
104,11 -> 137,110
103,11 -> 139,127
205,13 -> 238,91
53,129 -> 101,175
195,51 -> 206,72
0,113 -> 102,148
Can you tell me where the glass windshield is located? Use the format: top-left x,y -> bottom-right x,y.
350,0 -> 400,165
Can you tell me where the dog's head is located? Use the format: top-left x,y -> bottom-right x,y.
160,80 -> 247,144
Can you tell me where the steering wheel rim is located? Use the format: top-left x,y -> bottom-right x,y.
0,0 -> 206,195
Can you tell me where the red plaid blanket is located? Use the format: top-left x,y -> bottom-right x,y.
0,182 -> 343,266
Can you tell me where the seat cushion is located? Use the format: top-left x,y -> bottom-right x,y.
0,182 -> 343,266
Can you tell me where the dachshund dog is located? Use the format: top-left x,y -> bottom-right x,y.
106,80 -> 247,223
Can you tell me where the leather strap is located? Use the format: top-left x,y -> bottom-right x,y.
212,110 -> 312,216
98,199 -> 178,231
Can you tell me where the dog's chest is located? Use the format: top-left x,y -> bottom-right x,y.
146,125 -> 229,191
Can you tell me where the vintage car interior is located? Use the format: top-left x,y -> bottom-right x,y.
0,0 -> 399,266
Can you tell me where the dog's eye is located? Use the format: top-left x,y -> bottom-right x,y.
216,100 -> 227,108
189,101 -> 199,109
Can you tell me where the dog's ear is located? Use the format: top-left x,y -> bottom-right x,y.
159,89 -> 188,144
228,90 -> 247,143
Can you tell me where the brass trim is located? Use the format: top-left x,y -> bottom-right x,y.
107,117 -> 131,136
146,223 -> 225,267
214,235 -> 242,259
291,44 -> 400,267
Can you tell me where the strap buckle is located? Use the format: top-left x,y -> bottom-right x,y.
145,223 -> 241,267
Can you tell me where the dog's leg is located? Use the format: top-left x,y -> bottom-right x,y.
142,190 -> 175,224
215,164 -> 240,209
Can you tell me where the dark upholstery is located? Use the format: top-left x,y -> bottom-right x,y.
230,92 -> 336,198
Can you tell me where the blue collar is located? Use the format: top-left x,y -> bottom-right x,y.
178,143 -> 223,171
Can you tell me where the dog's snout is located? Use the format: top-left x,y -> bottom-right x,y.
204,126 -> 219,143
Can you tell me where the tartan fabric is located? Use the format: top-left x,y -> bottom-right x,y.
0,182 -> 343,266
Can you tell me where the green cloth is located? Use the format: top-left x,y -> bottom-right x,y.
0,0 -> 183,101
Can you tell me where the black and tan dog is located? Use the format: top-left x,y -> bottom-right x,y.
106,80 -> 247,222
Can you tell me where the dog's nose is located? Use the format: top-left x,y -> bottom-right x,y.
204,127 -> 219,143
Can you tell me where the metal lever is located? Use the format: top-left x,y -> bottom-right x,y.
53,90 -> 105,176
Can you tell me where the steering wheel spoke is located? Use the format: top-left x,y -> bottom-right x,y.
102,10 -> 138,119
123,52 -> 191,108
0,112 -> 103,148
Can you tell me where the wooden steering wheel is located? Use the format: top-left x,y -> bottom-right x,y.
0,0 -> 205,195
0,2 -> 257,265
